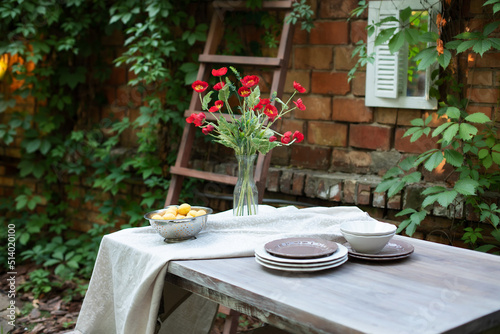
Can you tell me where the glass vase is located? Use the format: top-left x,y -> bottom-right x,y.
233,154 -> 259,216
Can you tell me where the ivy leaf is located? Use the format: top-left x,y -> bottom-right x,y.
389,31 -> 405,53
404,28 -> 420,45
424,151 -> 444,171
438,49 -> 451,68
375,27 -> 397,46
26,138 -> 41,153
442,123 -> 459,144
483,21 -> 500,36
414,47 -> 438,70
459,123 -> 478,140
432,122 -> 452,137
59,66 -> 86,89
454,178 -> 479,196
472,39 -> 492,56
444,149 -> 464,167
465,112 -> 491,124
445,107 -> 461,119
456,40 -> 476,54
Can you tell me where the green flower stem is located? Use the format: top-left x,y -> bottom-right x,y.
233,154 -> 258,216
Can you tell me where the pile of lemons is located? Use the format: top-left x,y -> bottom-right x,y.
151,203 -> 207,220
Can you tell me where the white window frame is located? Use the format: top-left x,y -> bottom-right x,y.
365,0 -> 441,110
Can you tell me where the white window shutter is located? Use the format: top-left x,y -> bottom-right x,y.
374,10 -> 401,98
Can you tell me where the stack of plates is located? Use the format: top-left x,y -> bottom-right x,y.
344,239 -> 414,261
254,237 -> 348,272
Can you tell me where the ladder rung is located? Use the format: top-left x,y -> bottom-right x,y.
199,54 -> 282,67
213,0 -> 293,10
170,166 -> 238,185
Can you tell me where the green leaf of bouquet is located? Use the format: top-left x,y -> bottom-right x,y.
202,91 -> 214,110
454,178 -> 479,195
443,123 -> 459,143
465,112 -> 491,123
459,123 -> 478,140
444,149 -> 464,167
424,151 -> 444,171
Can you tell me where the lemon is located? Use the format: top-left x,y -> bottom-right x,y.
178,203 -> 191,215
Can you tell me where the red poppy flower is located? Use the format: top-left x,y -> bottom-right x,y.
202,124 -> 214,135
238,86 -> 251,97
209,105 -> 219,113
214,100 -> 224,109
292,131 -> 304,143
293,98 -> 306,111
240,75 -> 259,88
293,81 -> 306,93
186,112 -> 206,127
269,136 -> 277,142
281,131 -> 292,144
192,80 -> 208,93
263,104 -> 278,121
212,67 -> 227,77
259,98 -> 271,106
213,82 -> 225,91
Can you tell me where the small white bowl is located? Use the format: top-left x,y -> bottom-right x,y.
341,230 -> 395,254
340,221 -> 397,236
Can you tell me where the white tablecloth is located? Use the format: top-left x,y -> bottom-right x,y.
75,205 -> 375,334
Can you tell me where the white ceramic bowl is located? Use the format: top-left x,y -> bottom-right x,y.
144,206 -> 213,243
340,220 -> 397,236
341,230 -> 395,254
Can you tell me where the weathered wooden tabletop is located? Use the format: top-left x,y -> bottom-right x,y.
166,236 -> 500,334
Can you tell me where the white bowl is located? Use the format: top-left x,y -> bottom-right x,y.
340,221 -> 397,236
341,230 -> 395,254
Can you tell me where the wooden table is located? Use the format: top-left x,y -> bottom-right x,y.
165,236 -> 500,334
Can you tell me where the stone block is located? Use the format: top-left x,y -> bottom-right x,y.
387,192 -> 402,210
370,151 -> 402,176
280,170 -> 294,194
372,192 -> 386,208
291,172 -> 306,196
266,168 -> 281,192
357,183 -> 371,205
343,179 -> 356,203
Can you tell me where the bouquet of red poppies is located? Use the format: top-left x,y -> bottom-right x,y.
187,66 -> 306,156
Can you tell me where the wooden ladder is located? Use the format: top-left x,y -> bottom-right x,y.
165,0 -> 295,208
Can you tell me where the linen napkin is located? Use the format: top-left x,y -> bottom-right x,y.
75,205 -> 375,334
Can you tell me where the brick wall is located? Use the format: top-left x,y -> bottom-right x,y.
1,0 -> 499,247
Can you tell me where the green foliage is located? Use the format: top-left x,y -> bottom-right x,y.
0,0 -> 314,299
351,0 -> 500,252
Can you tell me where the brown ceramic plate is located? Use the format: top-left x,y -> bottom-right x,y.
265,237 -> 338,259
344,239 -> 414,259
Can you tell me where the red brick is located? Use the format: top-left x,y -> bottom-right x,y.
266,169 -> 281,192
351,71 -> 365,97
284,71 -> 310,94
468,88 -> 499,103
310,22 -> 348,45
350,21 -> 367,44
334,46 -> 359,71
294,96 -> 331,120
293,27 -> 309,44
374,108 -> 397,124
474,52 -> 500,67
343,179 -> 356,203
331,149 -> 372,173
394,127 -> 439,153
116,85 -> 130,107
308,121 -> 348,146
107,66 -> 127,86
467,69 -> 493,86
349,124 -> 392,150
397,109 -> 423,126
104,86 -> 116,105
311,72 -> 350,95
357,184 -> 371,205
294,46 -> 333,69
332,98 -> 372,122
290,146 -> 332,170
467,105 -> 493,119
319,0 -> 361,19
279,119 -> 305,136
387,193 -> 402,210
